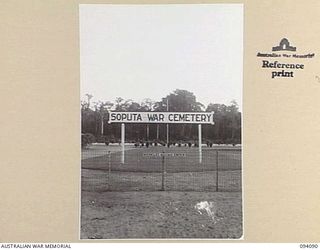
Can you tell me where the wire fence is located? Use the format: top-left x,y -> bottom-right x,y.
81,145 -> 242,192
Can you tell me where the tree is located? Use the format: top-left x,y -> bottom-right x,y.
81,94 -> 96,135
141,98 -> 156,140
94,101 -> 113,136
141,98 -> 155,111
206,101 -> 241,144
80,91 -> 241,145
162,89 -> 204,112
85,94 -> 93,109
154,89 -> 205,142
115,97 -> 124,111
228,100 -> 239,140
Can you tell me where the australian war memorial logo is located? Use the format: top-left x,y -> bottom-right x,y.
272,38 -> 296,52
257,38 -> 315,79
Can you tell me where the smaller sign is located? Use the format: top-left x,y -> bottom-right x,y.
143,153 -> 186,158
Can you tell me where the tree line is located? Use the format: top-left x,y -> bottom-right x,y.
81,89 -> 241,146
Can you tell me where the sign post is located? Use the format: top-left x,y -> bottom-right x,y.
198,124 -> 202,164
108,111 -> 214,164
121,123 -> 125,164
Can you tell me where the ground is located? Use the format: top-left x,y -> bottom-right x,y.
81,191 -> 242,239
81,144 -> 242,239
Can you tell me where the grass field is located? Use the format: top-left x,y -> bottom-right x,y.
81,191 -> 242,239
81,144 -> 242,239
82,144 -> 241,173
82,145 -> 241,192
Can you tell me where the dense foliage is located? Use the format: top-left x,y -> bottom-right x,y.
81,90 -> 241,146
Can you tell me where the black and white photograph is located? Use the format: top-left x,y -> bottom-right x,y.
80,4 -> 243,239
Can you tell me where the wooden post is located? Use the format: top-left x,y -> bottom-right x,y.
166,98 -> 169,145
216,150 -> 219,192
156,124 -> 159,140
161,152 -> 165,191
101,117 -> 104,135
198,124 -> 202,164
121,123 -> 125,164
166,124 -> 169,146
108,151 -> 111,189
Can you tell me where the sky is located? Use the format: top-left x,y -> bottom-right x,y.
80,4 -> 243,110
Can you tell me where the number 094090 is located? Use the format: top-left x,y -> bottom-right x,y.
300,244 -> 318,248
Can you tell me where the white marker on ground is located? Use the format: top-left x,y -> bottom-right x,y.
195,201 -> 216,222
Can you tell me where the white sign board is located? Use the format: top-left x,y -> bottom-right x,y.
143,153 -> 186,158
108,112 -> 214,124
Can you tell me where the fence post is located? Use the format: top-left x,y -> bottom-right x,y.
136,150 -> 139,169
216,150 -> 219,192
161,152 -> 165,191
108,151 -> 111,189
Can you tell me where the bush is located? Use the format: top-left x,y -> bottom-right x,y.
225,138 -> 238,146
215,139 -> 223,145
81,135 -> 89,148
96,135 -> 107,143
234,138 -> 241,145
81,133 -> 96,148
87,133 -> 96,143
